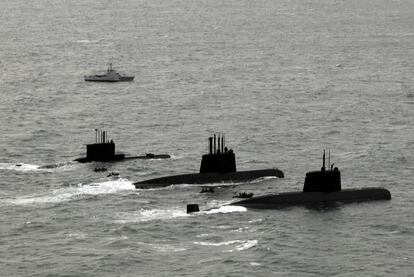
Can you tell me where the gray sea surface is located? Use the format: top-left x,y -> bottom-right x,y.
0,0 -> 413,276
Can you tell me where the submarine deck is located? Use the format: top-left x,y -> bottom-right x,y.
134,168 -> 284,189
231,187 -> 391,208
75,154 -> 170,163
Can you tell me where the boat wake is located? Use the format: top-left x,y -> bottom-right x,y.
202,205 -> 247,214
5,178 -> 135,206
115,207 -> 189,223
114,200 -> 246,223
0,161 -> 78,172
194,239 -> 257,252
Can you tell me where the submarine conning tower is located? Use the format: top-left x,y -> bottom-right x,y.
303,150 -> 341,192
86,129 -> 120,161
199,134 -> 236,173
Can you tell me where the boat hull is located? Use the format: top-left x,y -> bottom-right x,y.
84,76 -> 134,82
75,154 -> 170,163
134,168 -> 284,189
231,187 -> 391,208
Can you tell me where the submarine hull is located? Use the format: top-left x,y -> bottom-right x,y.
134,168 -> 284,189
75,154 -> 170,163
232,187 -> 391,208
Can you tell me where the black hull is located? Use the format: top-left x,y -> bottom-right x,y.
84,77 -> 134,82
134,168 -> 284,189
232,187 -> 391,208
75,154 -> 170,163
128,154 -> 171,160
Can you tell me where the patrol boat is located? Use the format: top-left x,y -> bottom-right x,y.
134,134 -> 284,189
84,63 -> 134,82
75,129 -> 170,163
231,151 -> 391,209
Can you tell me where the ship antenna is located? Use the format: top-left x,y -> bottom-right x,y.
322,149 -> 326,171
328,150 -> 331,171
95,129 -> 98,144
218,133 -> 221,153
213,134 -> 216,154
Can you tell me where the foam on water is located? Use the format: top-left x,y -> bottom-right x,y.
194,239 -> 257,252
6,178 -> 135,206
249,175 -> 279,183
0,162 -> 41,172
203,205 -> 247,214
0,161 -> 79,172
150,243 -> 187,253
76,39 -> 101,44
114,200 -> 246,223
115,207 -> 189,223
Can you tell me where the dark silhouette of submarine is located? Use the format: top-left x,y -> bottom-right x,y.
186,151 -> 391,214
74,129 -> 170,163
134,134 -> 284,189
231,150 -> 391,209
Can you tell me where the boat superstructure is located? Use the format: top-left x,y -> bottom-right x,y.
84,63 -> 134,82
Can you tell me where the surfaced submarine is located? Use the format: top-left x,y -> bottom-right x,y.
231,151 -> 391,209
134,134 -> 284,189
75,129 -> 170,163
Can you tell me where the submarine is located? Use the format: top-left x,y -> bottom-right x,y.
74,129 -> 170,163
134,134 -> 284,189
231,151 -> 391,209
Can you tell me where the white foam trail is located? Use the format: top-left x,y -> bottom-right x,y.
194,239 -> 257,252
0,162 -> 40,172
7,178 -> 135,206
76,39 -> 100,43
150,244 -> 187,252
115,207 -> 188,223
203,205 -> 247,214
250,175 -> 278,183
0,162 -> 79,172
249,262 -> 261,266
169,154 -> 183,160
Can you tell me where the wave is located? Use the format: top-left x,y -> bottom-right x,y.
203,205 -> 247,214
0,161 -> 78,172
0,162 -> 41,172
75,39 -> 101,44
194,239 -> 257,252
249,175 -> 278,184
6,178 -> 135,206
149,243 -> 187,253
115,207 -> 189,223
114,199 -> 245,223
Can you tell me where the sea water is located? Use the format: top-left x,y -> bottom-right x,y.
0,0 -> 413,276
